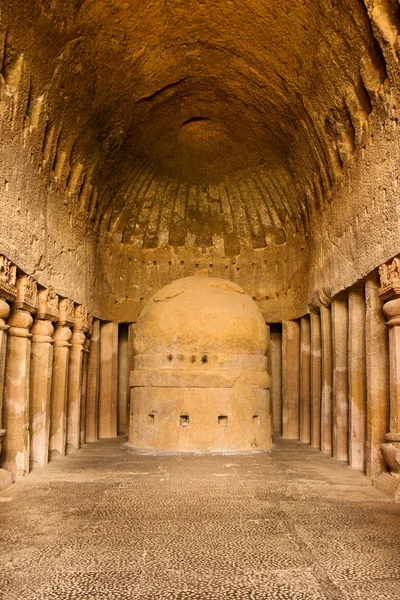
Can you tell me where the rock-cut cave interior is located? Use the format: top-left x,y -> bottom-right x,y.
0,1 -> 400,599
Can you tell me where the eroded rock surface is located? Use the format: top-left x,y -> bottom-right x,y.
0,2 -> 399,321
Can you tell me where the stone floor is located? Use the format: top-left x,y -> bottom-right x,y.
0,438 -> 399,600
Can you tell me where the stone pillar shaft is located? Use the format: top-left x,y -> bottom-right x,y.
99,321 -> 119,438
320,306 -> 333,454
299,316 -> 311,444
377,262 -> 400,487
348,287 -> 367,471
117,324 -> 129,435
67,331 -> 85,451
80,336 -> 90,445
310,310 -> 322,449
269,325 -> 282,436
29,286 -> 59,469
67,305 -> 91,453
282,320 -> 300,440
29,320 -> 55,468
0,293 -> 13,490
331,294 -> 349,462
2,274 -> 36,480
85,319 -> 100,442
0,299 -> 11,456
0,257 -> 16,458
127,323 -> 136,435
3,312 -> 33,479
49,299 -> 74,458
387,324 -> 400,434
365,277 -> 389,478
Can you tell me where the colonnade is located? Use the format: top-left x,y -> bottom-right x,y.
0,254 -> 129,490
2,250 -> 400,498
269,265 -> 400,498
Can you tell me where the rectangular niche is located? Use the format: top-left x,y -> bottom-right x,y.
218,416 -> 228,427
180,415 -> 190,427
253,415 -> 260,426
147,414 -> 155,425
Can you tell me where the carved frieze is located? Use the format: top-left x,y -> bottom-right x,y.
37,287 -> 59,321
0,255 -> 17,302
14,274 -> 37,313
58,298 -> 75,327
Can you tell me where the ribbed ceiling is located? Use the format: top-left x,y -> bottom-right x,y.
2,0 -> 389,253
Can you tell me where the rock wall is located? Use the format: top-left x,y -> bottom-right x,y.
0,31 -> 101,314
0,0 -> 400,323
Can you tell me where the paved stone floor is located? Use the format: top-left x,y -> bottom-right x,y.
0,437 -> 399,600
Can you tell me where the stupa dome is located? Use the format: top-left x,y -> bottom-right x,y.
134,276 -> 268,357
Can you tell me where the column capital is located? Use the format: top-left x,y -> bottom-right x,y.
378,257 -> 400,301
14,274 -> 37,314
53,299 -> 74,347
0,255 -> 17,303
71,330 -> 86,347
73,304 -> 93,333
58,298 -> 75,327
0,297 -> 10,329
31,319 -> 55,343
53,322 -> 73,347
37,287 -> 59,322
7,309 -> 33,335
378,257 -> 400,326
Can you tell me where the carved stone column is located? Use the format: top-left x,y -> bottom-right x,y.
0,256 -> 16,489
331,293 -> 349,462
320,305 -> 333,455
365,276 -> 389,480
2,274 -> 37,480
117,324 -> 129,435
80,332 -> 91,445
99,321 -> 119,439
269,325 -> 283,436
348,286 -> 367,471
309,308 -> 322,450
127,322 -> 136,436
49,298 -> 74,458
378,258 -> 400,497
281,320 -> 300,440
85,318 -> 100,443
29,287 -> 59,469
67,305 -> 91,453
299,315 -> 311,444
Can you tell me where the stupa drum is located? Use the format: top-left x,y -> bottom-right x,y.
129,276 -> 271,452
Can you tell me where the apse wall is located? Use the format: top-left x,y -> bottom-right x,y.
99,234 -> 308,323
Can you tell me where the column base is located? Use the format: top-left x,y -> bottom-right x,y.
0,468 -> 13,492
381,441 -> 400,473
374,439 -> 400,501
373,472 -> 400,502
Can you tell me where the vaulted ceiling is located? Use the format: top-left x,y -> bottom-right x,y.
2,0 -> 391,254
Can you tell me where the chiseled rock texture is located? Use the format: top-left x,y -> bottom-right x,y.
130,276 -> 271,452
0,2 -> 399,321
1,437 -> 399,599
